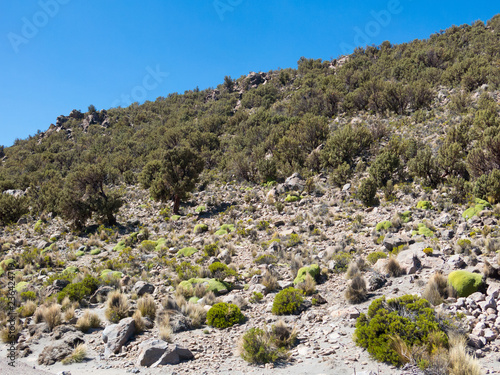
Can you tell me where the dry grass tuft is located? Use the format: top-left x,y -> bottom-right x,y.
76,310 -> 101,332
61,343 -> 87,365
158,315 -> 173,342
344,275 -> 367,304
137,294 -> 156,320
20,300 -> 37,317
105,290 -> 129,323
181,302 -> 207,328
133,310 -> 145,333
43,304 -> 62,331
422,271 -> 455,305
297,273 -> 316,296
262,272 -> 279,293
385,257 -> 404,277
345,262 -> 361,280
449,333 -> 481,375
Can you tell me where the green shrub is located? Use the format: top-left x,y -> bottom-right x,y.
249,292 -> 264,303
293,264 -> 319,284
177,247 -> 198,257
215,224 -> 235,236
239,323 -> 296,364
175,262 -> 200,280
209,262 -> 237,280
257,220 -> 270,231
58,283 -> 91,303
357,178 -> 377,206
90,248 -> 101,255
375,221 -> 392,232
330,252 -> 353,273
140,240 -> 157,252
367,251 -> 388,265
354,295 -> 447,366
473,170 -> 500,204
448,271 -> 483,297
0,194 -> 29,226
272,287 -> 304,315
194,223 -> 208,233
417,201 -> 433,210
369,151 -> 400,187
20,291 -> 37,301
204,242 -> 219,256
178,278 -> 229,295
207,302 -> 244,328
399,211 -> 412,223
195,205 -> 206,213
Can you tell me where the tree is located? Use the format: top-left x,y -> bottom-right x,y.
59,164 -> 123,229
145,147 -> 204,214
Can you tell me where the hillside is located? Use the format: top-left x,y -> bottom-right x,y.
0,15 -> 500,375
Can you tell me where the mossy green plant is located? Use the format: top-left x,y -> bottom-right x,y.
113,240 -> 126,252
293,264 -> 320,284
140,240 -> 157,252
177,247 -> 199,257
399,211 -> 412,223
416,201 -> 433,210
178,278 -> 230,295
195,205 -> 206,213
285,194 -> 302,203
448,270 -> 483,297
76,250 -> 85,257
90,248 -> 101,255
375,220 -> 392,231
15,281 -> 28,292
194,223 -> 208,233
215,224 -> 235,236
412,223 -> 435,238
170,215 -> 181,221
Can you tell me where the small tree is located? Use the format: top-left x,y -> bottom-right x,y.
144,147 -> 204,214
59,164 -> 123,229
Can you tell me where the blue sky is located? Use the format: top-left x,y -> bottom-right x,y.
0,1 -> 498,146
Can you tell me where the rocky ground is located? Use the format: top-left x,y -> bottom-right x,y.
1,173 -> 500,375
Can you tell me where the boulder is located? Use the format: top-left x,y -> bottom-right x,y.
447,254 -> 466,269
396,250 -> 421,275
102,317 -> 135,357
132,281 -> 155,296
366,272 -> 386,292
136,339 -> 169,367
284,173 -> 304,191
151,345 -> 194,367
89,285 -> 114,303
382,234 -> 406,251
38,344 -> 73,365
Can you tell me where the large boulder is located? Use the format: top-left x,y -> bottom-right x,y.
396,250 -> 422,275
102,317 -> 135,357
284,173 -> 305,192
38,344 -> 72,365
136,339 -> 194,367
382,234 -> 406,251
132,281 -> 155,296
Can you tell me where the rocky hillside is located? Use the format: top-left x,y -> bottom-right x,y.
1,15 -> 500,375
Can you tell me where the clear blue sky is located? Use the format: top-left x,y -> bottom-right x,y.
0,1 -> 498,146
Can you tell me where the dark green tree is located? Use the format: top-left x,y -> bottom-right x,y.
59,164 -> 123,229
145,147 -> 204,214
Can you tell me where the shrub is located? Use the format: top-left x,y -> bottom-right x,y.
249,292 -> 264,303
357,178 -> 377,206
293,264 -> 320,284
239,321 -> 296,364
375,221 -> 392,232
105,290 -> 129,323
354,295 -> 446,366
448,333 -> 481,375
206,302 -> 244,329
204,242 -> 219,256
19,300 -> 37,317
262,272 -> 279,293
330,252 -> 352,273
369,151 -> 400,187
285,194 -> 301,203
254,254 -> 277,265
176,261 -> 200,280
0,194 -> 29,226
367,251 -> 387,265
412,223 -> 435,238
448,271 -> 483,297
20,290 -> 37,301
209,262 -> 236,280
57,283 -> 90,303
345,275 -> 367,304
272,287 -> 304,315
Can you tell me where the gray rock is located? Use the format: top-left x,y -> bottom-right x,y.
90,285 -> 114,303
52,279 -> 70,291
447,254 -> 466,269
284,173 -> 304,191
441,229 -> 455,240
382,234 -> 406,251
132,281 -> 155,296
468,334 -> 486,349
487,285 -> 500,299
342,183 -> 351,191
366,272 -> 386,292
136,339 -> 170,367
38,344 -> 72,365
396,250 -> 421,275
102,317 -> 135,357
151,344 -> 194,367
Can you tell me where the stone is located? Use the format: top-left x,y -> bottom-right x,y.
366,272 -> 386,292
102,317 -> 136,357
484,328 -> 497,342
38,343 -> 73,365
132,281 -> 155,296
396,250 -> 421,274
136,339 -> 170,367
447,254 -> 466,269
284,173 -> 305,191
148,344 -> 194,367
441,229 -> 455,240
382,234 -> 406,251
487,285 -> 500,299
468,334 -> 487,349
90,285 -> 114,303
52,279 -> 70,290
